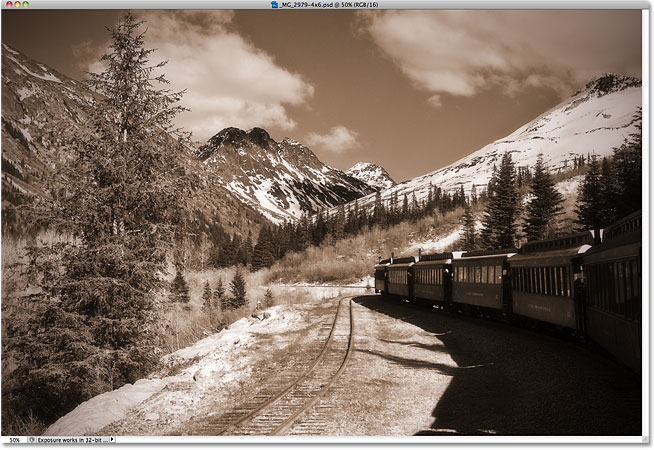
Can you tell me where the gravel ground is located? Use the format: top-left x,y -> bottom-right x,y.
317,295 -> 640,436
98,293 -> 641,437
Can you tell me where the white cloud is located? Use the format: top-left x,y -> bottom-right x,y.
306,126 -> 360,154
80,11 -> 314,140
427,94 -> 442,108
358,10 -> 641,100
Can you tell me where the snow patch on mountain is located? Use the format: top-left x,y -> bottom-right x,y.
336,74 -> 641,217
198,127 -> 375,223
346,162 -> 395,191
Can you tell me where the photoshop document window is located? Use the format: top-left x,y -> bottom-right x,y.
0,0 -> 649,445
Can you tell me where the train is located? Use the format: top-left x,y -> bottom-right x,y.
373,210 -> 642,373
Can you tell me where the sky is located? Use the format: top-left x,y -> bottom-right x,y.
1,9 -> 642,182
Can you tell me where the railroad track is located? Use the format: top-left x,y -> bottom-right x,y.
191,296 -> 355,436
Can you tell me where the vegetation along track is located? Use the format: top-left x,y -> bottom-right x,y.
191,296 -> 355,436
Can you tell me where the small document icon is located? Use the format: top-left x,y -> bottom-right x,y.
271,1 -> 278,7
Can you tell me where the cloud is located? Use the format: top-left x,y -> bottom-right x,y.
427,94 -> 442,108
357,10 -> 641,100
306,126 -> 360,154
79,11 -> 314,140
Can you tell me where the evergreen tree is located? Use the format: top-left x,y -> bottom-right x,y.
214,277 -> 226,310
523,155 -> 564,241
458,185 -> 466,208
229,269 -> 248,310
461,205 -> 477,251
402,193 -> 409,220
612,140 -> 642,219
427,183 -> 434,212
598,157 -> 618,225
373,190 -> 385,225
171,269 -> 190,303
575,156 -> 603,241
201,280 -> 213,312
334,203 -> 346,240
7,13 -> 194,425
244,231 -> 254,266
251,227 -> 274,272
480,152 -> 519,248
411,192 -> 419,222
263,288 -> 274,308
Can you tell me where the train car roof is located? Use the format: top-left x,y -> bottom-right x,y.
389,256 -> 416,265
454,252 -> 516,264
600,210 -> 641,246
519,232 -> 593,254
388,262 -> 415,269
414,258 -> 451,266
584,210 -> 641,260
462,247 -> 518,257
508,244 -> 591,267
374,263 -> 389,270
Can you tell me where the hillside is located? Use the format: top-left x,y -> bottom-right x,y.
332,74 -> 641,216
1,44 -> 267,237
197,127 -> 375,223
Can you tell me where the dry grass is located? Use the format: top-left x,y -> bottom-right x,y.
156,267 -> 279,353
267,209 -> 466,285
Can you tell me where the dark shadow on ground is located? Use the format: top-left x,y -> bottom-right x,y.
353,295 -> 641,436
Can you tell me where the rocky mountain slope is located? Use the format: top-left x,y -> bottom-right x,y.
197,128 -> 375,223
1,43 -> 266,236
345,162 -> 395,191
332,73 -> 642,216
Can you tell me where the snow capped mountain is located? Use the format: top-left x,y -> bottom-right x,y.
197,127 -> 375,223
335,73 -> 642,215
2,43 -> 92,204
1,44 -> 267,235
345,162 -> 395,191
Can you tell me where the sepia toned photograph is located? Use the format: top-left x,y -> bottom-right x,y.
1,6 -> 645,441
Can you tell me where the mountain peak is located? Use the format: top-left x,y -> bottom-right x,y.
197,127 -> 374,222
580,73 -> 641,97
346,162 -> 395,191
247,127 -> 273,148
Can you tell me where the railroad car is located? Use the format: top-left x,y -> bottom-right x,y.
386,257 -> 415,298
372,211 -> 642,372
412,252 -> 453,306
374,258 -> 391,294
582,210 -> 642,373
451,248 -> 516,314
508,233 -> 593,330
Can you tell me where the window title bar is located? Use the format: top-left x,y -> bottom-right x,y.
0,0 -> 649,9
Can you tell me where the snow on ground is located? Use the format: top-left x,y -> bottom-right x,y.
16,83 -> 40,101
403,227 -> 463,256
324,81 -> 640,220
44,305 -> 306,436
6,53 -> 62,83
555,175 -> 583,198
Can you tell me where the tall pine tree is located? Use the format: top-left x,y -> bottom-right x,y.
612,140 -> 642,219
523,155 -> 563,241
201,280 -> 213,312
461,205 -> 477,251
480,152 -> 519,249
575,155 -> 603,241
251,227 -> 274,272
8,13 -> 191,425
171,269 -> 190,304
214,277 -> 226,311
229,269 -> 248,310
